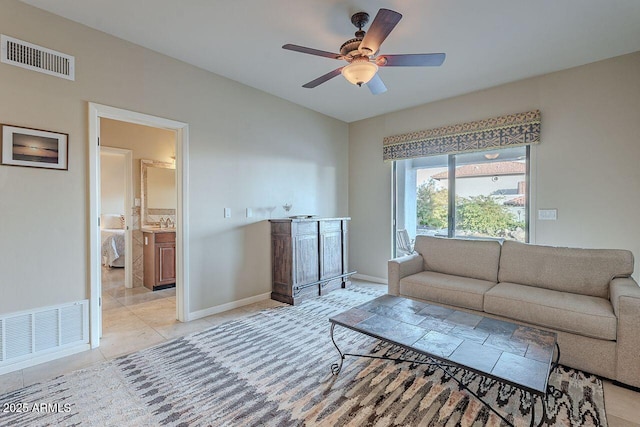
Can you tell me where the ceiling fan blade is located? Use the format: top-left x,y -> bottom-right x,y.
359,9 -> 402,55
302,67 -> 343,88
378,53 -> 446,67
367,73 -> 387,95
282,44 -> 342,60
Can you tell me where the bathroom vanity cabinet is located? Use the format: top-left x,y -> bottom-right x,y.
142,229 -> 176,290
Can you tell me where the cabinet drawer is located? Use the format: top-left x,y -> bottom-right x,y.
155,232 -> 175,243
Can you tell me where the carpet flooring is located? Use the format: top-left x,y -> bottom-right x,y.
0,287 -> 607,426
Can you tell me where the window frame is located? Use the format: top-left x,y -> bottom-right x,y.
393,146 -> 530,257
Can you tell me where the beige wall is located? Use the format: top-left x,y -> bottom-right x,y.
0,0 -> 348,314
100,152 -> 125,215
349,52 -> 640,280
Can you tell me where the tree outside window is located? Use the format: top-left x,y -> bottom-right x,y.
396,146 -> 528,255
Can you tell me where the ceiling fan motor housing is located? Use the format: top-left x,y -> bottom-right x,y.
340,38 -> 363,59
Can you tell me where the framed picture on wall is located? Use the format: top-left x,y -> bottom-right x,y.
1,124 -> 68,170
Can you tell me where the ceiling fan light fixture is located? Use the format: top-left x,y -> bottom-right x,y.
341,58 -> 378,86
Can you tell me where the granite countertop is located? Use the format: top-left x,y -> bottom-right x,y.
141,227 -> 176,233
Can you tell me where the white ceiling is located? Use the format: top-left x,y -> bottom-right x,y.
20,0 -> 640,123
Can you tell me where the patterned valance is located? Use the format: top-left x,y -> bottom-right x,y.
383,110 -> 541,161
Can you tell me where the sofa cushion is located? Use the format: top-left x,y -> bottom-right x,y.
399,271 -> 497,311
414,236 -> 501,283
484,282 -> 617,340
498,240 -> 633,298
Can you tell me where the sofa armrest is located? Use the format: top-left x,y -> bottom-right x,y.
610,277 -> 640,388
388,253 -> 424,296
610,277 -> 640,316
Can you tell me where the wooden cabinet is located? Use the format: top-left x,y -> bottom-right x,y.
143,230 -> 176,290
270,218 -> 351,305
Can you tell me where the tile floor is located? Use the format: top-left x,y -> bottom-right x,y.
1,272 -> 639,426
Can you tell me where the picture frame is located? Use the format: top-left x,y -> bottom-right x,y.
1,124 -> 68,170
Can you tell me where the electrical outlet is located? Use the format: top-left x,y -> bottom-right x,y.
538,209 -> 557,220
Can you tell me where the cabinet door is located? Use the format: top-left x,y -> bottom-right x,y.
294,234 -> 319,285
320,220 -> 343,279
293,221 -> 319,286
157,243 -> 176,285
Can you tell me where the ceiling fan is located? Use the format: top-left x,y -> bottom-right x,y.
282,8 -> 445,95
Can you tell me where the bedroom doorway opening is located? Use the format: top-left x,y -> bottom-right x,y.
89,103 -> 190,349
97,121 -> 177,351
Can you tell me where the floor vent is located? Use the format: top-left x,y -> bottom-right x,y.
1,34 -> 75,81
0,300 -> 88,367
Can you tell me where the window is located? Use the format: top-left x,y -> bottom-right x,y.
393,146 -> 529,256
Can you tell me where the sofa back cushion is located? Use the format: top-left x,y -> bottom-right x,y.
414,236 -> 501,282
498,241 -> 634,298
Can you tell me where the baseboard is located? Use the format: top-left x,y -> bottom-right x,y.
0,343 -> 91,376
352,274 -> 388,285
188,292 -> 271,321
612,380 -> 640,393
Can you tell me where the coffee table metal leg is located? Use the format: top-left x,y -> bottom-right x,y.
330,323 -> 344,375
552,343 -> 560,371
329,323 -> 557,425
431,360 -> 515,427
529,391 -> 550,427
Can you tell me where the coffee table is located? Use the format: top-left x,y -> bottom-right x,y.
329,295 -> 559,427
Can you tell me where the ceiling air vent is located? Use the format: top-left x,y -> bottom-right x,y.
1,34 -> 75,81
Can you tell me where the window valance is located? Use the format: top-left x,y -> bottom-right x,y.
383,110 -> 540,161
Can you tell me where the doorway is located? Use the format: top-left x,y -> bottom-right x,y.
88,103 -> 190,348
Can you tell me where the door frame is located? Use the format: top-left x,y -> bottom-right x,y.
88,102 -> 190,348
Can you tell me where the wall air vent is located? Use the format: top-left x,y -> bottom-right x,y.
1,34 -> 75,81
0,300 -> 88,370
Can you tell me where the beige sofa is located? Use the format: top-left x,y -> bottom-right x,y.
388,235 -> 640,388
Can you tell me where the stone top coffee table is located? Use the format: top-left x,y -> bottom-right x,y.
329,294 -> 559,427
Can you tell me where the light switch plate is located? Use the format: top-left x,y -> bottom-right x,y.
224,208 -> 231,218
538,209 -> 557,220
246,208 -> 252,218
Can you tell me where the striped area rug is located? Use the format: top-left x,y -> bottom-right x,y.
1,287 -> 607,426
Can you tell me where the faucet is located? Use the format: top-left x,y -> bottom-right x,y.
159,217 -> 166,228
166,218 -> 174,228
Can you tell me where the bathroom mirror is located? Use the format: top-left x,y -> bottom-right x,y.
141,159 -> 176,227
